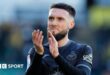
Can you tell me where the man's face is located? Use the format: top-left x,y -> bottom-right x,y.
47,8 -> 74,41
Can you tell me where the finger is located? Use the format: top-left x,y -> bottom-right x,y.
48,31 -> 56,42
32,30 -> 36,42
48,37 -> 53,49
47,31 -> 52,38
34,29 -> 39,44
32,29 -> 39,44
35,29 -> 40,40
39,35 -> 44,44
38,31 -> 43,43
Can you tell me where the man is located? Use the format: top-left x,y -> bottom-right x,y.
25,3 -> 93,75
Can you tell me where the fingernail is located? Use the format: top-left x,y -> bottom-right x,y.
37,29 -> 39,32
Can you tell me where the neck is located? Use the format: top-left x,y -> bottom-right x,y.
57,34 -> 69,47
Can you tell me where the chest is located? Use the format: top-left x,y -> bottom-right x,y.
42,48 -> 83,69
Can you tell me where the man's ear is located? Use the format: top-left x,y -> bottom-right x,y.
69,20 -> 75,29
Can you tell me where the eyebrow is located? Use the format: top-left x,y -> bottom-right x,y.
48,15 -> 65,20
48,16 -> 54,19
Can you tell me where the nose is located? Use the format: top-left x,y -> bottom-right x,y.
51,19 -> 58,26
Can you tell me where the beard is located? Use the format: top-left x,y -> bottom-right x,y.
53,30 -> 68,41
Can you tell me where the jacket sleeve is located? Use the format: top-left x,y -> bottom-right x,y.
25,48 -> 44,75
54,45 -> 93,75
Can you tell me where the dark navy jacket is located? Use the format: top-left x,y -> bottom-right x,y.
25,40 -> 93,75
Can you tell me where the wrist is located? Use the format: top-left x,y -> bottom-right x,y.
35,48 -> 44,55
53,53 -> 59,58
37,51 -> 44,55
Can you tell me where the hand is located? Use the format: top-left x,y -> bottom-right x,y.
32,29 -> 44,55
48,31 -> 59,58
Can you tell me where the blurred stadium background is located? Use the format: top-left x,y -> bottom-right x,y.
0,0 -> 110,75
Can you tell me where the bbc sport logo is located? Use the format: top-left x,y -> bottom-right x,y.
0,64 -> 7,69
0,64 -> 23,69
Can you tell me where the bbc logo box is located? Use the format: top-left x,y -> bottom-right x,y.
0,64 -> 7,69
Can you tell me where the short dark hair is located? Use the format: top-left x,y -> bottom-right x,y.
50,3 -> 76,18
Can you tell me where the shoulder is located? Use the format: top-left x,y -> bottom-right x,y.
70,40 -> 92,54
28,47 -> 35,55
76,43 -> 93,64
82,44 -> 92,55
